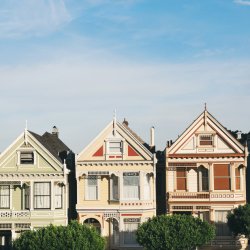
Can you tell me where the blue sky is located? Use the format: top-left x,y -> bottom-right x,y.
0,0 -> 250,152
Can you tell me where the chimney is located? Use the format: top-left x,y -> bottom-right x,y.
52,126 -> 59,137
150,126 -> 155,147
122,118 -> 129,126
236,131 -> 242,140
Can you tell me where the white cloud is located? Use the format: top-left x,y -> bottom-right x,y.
0,56 -> 249,152
234,0 -> 250,6
0,0 -> 71,38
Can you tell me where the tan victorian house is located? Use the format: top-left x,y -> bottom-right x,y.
165,108 -> 248,249
0,127 -> 72,249
76,118 -> 156,250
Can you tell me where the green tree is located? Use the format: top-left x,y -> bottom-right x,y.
227,204 -> 250,237
136,214 -> 215,250
13,220 -> 105,250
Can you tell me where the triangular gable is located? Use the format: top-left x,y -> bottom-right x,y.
77,120 -> 153,162
168,110 -> 244,155
0,130 -> 64,173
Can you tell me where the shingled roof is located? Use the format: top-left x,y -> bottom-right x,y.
29,130 -> 70,163
121,119 -> 145,145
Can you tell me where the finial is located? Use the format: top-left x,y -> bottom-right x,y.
25,120 -> 28,131
113,109 -> 117,136
113,109 -> 116,121
204,103 -> 207,111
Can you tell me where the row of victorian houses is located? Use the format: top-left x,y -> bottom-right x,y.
0,108 -> 249,250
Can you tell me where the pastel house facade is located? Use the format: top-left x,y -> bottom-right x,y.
165,108 -> 248,248
0,127 -> 71,248
76,118 -> 156,250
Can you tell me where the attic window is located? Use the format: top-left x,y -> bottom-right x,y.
109,141 -> 123,154
199,135 -> 213,146
20,152 -> 34,164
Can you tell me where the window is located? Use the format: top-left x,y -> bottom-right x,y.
198,211 -> 210,222
109,141 -> 122,154
87,176 -> 98,200
112,219 -> 119,246
111,175 -> 119,200
235,167 -> 241,190
123,218 -> 140,245
54,184 -> 63,209
215,211 -> 231,236
199,134 -> 213,146
214,164 -> 230,190
198,166 -> 209,191
20,152 -> 34,164
144,174 -> 151,200
176,168 -> 186,190
123,172 -> 139,200
0,186 -> 10,209
34,182 -> 51,209
25,186 -> 30,209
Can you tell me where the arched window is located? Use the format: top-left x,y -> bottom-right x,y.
83,218 -> 101,234
198,166 -> 209,191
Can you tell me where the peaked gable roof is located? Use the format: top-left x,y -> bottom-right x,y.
168,109 -> 245,155
29,131 -> 70,163
77,119 -> 153,161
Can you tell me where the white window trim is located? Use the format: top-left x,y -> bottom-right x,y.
85,176 -> 100,201
17,149 -> 36,166
110,175 -> 119,201
106,139 -> 125,155
122,172 -> 140,201
198,134 -> 214,147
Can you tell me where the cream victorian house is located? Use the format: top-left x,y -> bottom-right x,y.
165,108 -> 248,249
0,127 -> 72,248
76,118 -> 156,250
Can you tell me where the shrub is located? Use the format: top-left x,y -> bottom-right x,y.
136,214 -> 215,250
13,220 -> 105,250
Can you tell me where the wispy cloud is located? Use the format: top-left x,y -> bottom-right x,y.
0,0 -> 71,38
0,56 -> 249,151
234,0 -> 250,6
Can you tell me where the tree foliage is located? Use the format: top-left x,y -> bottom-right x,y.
227,204 -> 250,237
136,214 -> 215,250
13,220 -> 105,250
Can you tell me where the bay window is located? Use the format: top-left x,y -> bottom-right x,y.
54,184 -> 63,209
86,176 -> 98,200
0,185 -> 10,209
123,172 -> 139,200
34,182 -> 51,209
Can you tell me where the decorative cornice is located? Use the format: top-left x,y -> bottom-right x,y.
77,161 -> 153,167
168,153 -> 244,159
0,173 -> 64,178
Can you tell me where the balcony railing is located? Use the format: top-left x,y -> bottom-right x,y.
0,210 -> 66,219
168,191 -> 245,202
0,210 -> 30,218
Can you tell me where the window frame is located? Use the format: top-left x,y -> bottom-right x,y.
34,182 -> 51,209
123,218 -> 140,245
54,184 -> 63,209
123,172 -> 140,200
0,185 -> 10,209
85,176 -> 99,200
213,164 -> 231,191
17,150 -> 36,165
199,134 -> 214,147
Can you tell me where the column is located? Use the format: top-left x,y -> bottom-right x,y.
51,181 -> 54,210
30,181 -> 34,210
209,164 -> 214,191
139,171 -> 144,200
231,163 -> 235,192
240,167 -> 244,192
120,172 -> 123,200
76,176 -> 80,205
